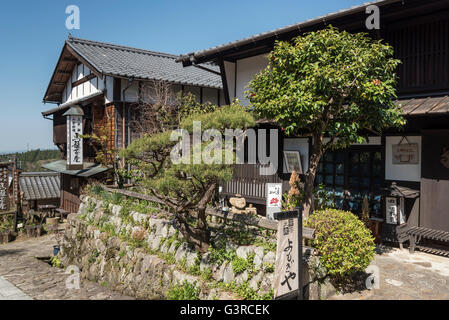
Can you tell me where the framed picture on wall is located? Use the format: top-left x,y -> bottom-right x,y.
283,151 -> 303,174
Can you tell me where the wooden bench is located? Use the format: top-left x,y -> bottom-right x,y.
403,226 -> 449,257
55,208 -> 70,219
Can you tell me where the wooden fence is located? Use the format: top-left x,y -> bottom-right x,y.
102,185 -> 315,240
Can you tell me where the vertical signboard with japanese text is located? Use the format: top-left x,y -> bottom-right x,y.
266,183 -> 282,220
67,114 -> 83,170
273,210 -> 301,299
0,166 -> 9,212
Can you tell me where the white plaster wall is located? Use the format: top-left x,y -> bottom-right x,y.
235,54 -> 269,105
62,63 -> 104,104
283,138 -> 309,173
104,76 -> 114,104
385,136 -> 422,182
120,79 -> 140,103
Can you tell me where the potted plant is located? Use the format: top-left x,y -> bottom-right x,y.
24,211 -> 45,238
0,216 -> 14,244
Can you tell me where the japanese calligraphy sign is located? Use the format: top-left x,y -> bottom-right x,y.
392,143 -> 419,164
266,183 -> 282,220
67,114 -> 83,170
0,166 -> 9,211
273,209 -> 302,300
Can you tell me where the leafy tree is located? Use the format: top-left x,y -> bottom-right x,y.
122,103 -> 255,252
247,26 -> 405,217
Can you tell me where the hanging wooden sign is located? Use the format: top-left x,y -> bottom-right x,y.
392,143 -> 419,164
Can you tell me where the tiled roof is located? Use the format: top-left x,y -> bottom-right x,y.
178,0 -> 396,64
19,172 -> 60,201
396,96 -> 449,116
42,160 -> 109,178
67,37 -> 222,89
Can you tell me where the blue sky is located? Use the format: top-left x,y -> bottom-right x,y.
0,0 -> 368,153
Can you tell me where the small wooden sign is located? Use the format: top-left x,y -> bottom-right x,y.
273,209 -> 302,300
385,197 -> 398,225
0,167 -> 9,211
392,143 -> 419,164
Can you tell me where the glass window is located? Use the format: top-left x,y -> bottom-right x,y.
315,147 -> 383,219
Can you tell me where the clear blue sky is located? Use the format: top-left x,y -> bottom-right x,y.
0,0 -> 368,153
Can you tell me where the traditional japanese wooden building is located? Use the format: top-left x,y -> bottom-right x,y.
19,172 -> 60,212
178,0 -> 449,251
42,36 -> 224,213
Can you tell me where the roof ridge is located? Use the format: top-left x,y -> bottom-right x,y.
67,36 -> 179,59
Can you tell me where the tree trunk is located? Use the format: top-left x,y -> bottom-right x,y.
303,134 -> 323,219
176,183 -> 217,253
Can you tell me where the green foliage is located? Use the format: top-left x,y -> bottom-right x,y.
314,184 -> 336,210
0,149 -> 59,172
122,103 -> 256,251
0,216 -> 14,233
177,92 -> 217,119
306,209 -> 375,283
50,256 -> 62,268
88,249 -> 101,264
263,263 -> 275,273
209,247 -> 236,265
218,280 -> 274,300
167,280 -> 200,300
231,256 -> 249,274
248,26 -> 405,141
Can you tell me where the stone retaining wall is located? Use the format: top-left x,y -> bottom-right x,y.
59,195 -> 335,300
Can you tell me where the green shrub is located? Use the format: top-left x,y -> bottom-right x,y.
306,209 -> 375,281
231,256 -> 249,274
167,280 -> 200,300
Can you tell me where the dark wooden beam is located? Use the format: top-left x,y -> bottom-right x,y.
217,57 -> 231,105
72,73 -> 96,87
62,57 -> 78,63
56,70 -> 71,75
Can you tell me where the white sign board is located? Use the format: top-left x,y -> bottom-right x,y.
273,216 -> 299,299
266,183 -> 282,220
67,115 -> 83,169
386,197 -> 398,225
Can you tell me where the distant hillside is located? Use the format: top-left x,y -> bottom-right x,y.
0,149 -> 60,172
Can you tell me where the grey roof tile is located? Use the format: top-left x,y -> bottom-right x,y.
19,172 -> 60,201
67,37 -> 222,89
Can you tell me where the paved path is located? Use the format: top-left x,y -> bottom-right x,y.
0,235 -> 134,300
0,276 -> 32,300
330,247 -> 449,300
